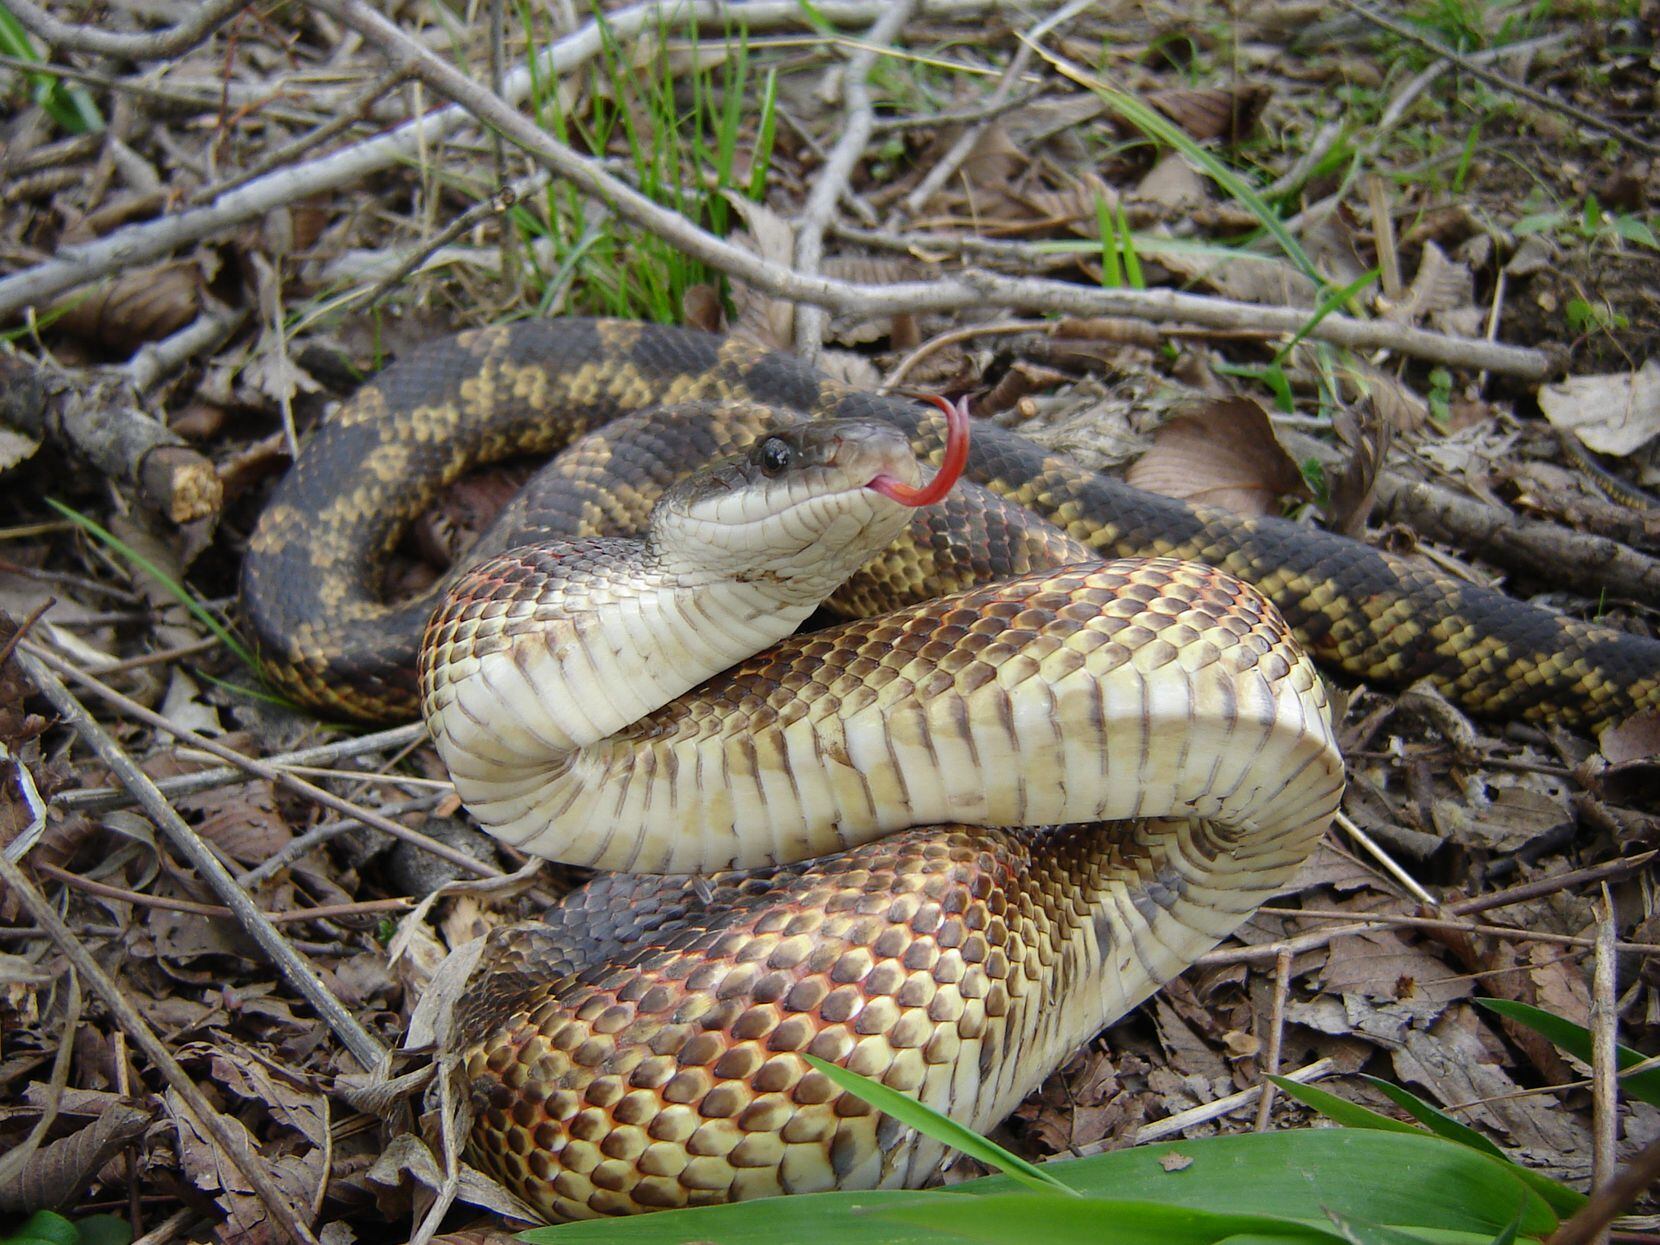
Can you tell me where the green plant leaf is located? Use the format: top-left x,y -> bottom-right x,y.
800,1053 -> 1075,1195
521,1129 -> 1559,1244
1477,998 -> 1660,1107
1271,1077 -> 1584,1218
0,1211 -> 80,1245
870,1192 -> 1345,1245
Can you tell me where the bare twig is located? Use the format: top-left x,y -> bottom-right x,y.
5,0 -> 249,59
235,793 -> 447,889
36,860 -> 412,926
1589,888 -> 1617,1245
1066,1057 -> 1338,1155
57,721 -> 428,812
0,4 -> 1550,379
24,646 -> 497,879
793,0 -> 918,357
1335,811 -> 1437,905
0,848 -> 321,1245
124,300 -> 250,395
10,643 -> 388,1071
899,0 -> 1092,216
1253,949 -> 1294,1131
0,0 -> 1022,323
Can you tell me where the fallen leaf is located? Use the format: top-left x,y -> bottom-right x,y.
49,261 -> 201,351
1538,359 -> 1660,457
1127,397 -> 1311,515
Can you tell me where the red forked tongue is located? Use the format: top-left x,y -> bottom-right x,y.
868,394 -> 970,508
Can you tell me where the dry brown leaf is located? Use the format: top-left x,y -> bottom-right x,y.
1155,245 -> 1320,307
1321,927 -> 1470,1007
0,1097 -> 154,1212
1326,401 -> 1393,536
193,779 -> 293,866
1381,241 -> 1475,328
1126,397 -> 1310,516
49,260 -> 200,351
1600,708 -> 1660,764
1146,85 -> 1270,143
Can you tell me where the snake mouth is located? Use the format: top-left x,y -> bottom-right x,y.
868,394 -> 970,508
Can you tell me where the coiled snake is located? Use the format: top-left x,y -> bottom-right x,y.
242,319 -> 1656,1221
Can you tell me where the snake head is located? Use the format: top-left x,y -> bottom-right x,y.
651,418 -> 933,598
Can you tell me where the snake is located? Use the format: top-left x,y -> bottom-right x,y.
241,318 -> 1657,1221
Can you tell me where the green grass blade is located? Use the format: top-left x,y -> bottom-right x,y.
748,67 -> 779,200
800,1053 -> 1076,1195
1477,998 -> 1660,1107
0,3 -> 103,134
44,499 -> 258,670
1273,268 -> 1380,362
1028,39 -> 1319,285
1097,195 -> 1123,287
1358,1076 -> 1505,1159
1118,200 -> 1146,289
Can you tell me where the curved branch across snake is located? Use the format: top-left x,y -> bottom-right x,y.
241,318 -> 1654,1222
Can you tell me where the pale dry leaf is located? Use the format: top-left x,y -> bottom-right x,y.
1343,360 -> 1430,436
205,1041 -> 328,1148
1155,245 -> 1320,307
1002,94 -> 1107,146
1321,927 -> 1469,1007
724,196 -> 795,350
1381,240 -> 1473,326
1126,397 -> 1311,516
1134,152 -> 1208,212
1469,785 -> 1573,852
1600,708 -> 1660,764
814,350 -> 884,391
1538,358 -> 1660,457
193,779 -> 292,866
1392,1007 -> 1582,1157
0,427 -> 39,472
160,669 -> 224,739
959,120 -> 1025,199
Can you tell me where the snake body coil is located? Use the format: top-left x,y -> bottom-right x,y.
242,318 -> 1656,1222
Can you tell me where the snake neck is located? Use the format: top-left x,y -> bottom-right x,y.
420,536 -> 822,785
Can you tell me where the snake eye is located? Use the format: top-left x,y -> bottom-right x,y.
755,436 -> 793,478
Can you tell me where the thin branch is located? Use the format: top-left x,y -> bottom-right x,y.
793,0 -> 917,357
58,722 -> 429,812
5,0 -> 249,60
898,0 -> 1092,216
0,2 -> 1551,379
24,641 -> 498,876
1548,1136 -> 1660,1245
1589,888 -> 1617,1245
0,849 -> 320,1245
11,643 -> 389,1071
0,0 -> 1023,323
